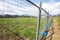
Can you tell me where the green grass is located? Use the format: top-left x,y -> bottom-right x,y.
57,17 -> 60,26
0,17 -> 44,40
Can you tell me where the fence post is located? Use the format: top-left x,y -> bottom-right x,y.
36,0 -> 42,40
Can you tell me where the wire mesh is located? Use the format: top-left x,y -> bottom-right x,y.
0,0 -> 53,40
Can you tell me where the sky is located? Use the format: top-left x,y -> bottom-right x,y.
0,0 -> 60,16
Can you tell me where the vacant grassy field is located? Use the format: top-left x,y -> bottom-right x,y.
0,17 -> 45,40
57,17 -> 60,26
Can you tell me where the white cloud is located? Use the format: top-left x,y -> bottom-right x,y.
0,0 -> 60,16
41,1 -> 60,15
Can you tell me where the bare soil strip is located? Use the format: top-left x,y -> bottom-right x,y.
52,19 -> 60,40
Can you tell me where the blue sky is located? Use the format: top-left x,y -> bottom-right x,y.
27,0 -> 60,15
32,0 -> 60,3
0,0 -> 60,16
56,0 -> 60,2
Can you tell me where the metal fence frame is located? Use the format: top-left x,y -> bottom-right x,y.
0,0 -> 54,40
26,0 -> 54,40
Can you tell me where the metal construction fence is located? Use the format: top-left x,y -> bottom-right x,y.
0,0 -> 54,40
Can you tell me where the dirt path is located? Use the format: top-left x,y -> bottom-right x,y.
52,18 -> 60,40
